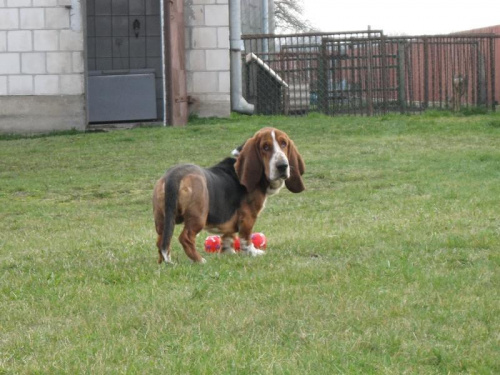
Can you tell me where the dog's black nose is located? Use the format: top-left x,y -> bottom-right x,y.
276,162 -> 289,174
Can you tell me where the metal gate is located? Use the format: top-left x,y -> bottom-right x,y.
242,31 -> 498,116
318,36 -> 399,115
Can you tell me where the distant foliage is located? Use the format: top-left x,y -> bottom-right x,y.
274,0 -> 314,32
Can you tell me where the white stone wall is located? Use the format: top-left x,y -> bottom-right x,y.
0,0 -> 85,97
0,0 -> 236,131
184,0 -> 231,117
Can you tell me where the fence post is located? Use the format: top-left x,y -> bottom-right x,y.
477,44 -> 486,107
397,41 -> 406,114
490,36 -> 496,112
423,37 -> 429,109
318,39 -> 329,114
366,39 -> 374,116
380,35 -> 388,114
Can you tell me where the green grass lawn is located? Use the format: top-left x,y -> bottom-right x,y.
1,112 -> 499,374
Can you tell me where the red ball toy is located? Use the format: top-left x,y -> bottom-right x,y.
251,232 -> 267,250
204,235 -> 221,253
233,233 -> 267,252
204,233 -> 267,253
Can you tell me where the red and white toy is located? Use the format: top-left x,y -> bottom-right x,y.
204,233 -> 267,253
250,232 -> 267,250
204,235 -> 221,253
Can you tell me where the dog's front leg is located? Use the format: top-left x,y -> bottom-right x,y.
238,211 -> 265,257
179,227 -> 206,264
240,238 -> 265,256
221,234 -> 237,254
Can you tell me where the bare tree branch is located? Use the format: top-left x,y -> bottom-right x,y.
274,0 -> 314,32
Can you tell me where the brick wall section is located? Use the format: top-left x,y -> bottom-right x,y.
184,0 -> 231,117
0,0 -> 85,96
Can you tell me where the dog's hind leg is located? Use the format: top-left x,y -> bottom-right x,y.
153,178 -> 168,264
153,176 -> 177,265
177,174 -> 208,263
179,225 -> 206,263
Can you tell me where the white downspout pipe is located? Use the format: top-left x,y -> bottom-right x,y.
262,0 -> 269,56
229,0 -> 254,115
160,0 -> 167,125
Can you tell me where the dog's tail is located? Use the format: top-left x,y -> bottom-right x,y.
160,174 -> 180,262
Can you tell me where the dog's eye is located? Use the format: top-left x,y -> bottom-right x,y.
263,143 -> 271,151
280,140 -> 287,148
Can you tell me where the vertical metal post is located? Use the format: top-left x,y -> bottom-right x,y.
318,39 -> 328,114
380,35 -> 388,114
477,42 -> 486,107
489,36 -> 496,111
397,41 -> 406,114
162,0 -> 173,125
423,37 -> 429,109
366,38 -> 374,116
261,0 -> 269,59
350,42 -> 356,113
160,0 -> 167,125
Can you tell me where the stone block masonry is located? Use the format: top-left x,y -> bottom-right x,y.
1,0 -> 237,132
184,0 -> 231,117
0,0 -> 86,132
0,1 -> 84,96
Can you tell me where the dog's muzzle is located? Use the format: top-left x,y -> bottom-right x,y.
276,162 -> 289,179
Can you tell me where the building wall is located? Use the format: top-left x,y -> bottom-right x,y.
184,0 -> 231,118
0,0 -> 263,132
183,0 -> 275,118
86,0 -> 164,120
0,0 -> 86,133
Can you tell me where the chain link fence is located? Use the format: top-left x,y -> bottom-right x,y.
242,31 -> 498,116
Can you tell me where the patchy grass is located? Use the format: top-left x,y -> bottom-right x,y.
1,112 -> 499,374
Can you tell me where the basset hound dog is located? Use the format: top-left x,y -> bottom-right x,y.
152,127 -> 305,264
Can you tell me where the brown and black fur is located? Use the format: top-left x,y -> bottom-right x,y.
152,127 -> 305,264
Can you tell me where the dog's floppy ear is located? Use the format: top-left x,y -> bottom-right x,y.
235,136 -> 262,192
231,141 -> 246,157
285,140 -> 305,193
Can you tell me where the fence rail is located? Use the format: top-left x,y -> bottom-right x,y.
242,31 -> 498,116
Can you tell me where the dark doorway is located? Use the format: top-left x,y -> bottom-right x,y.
86,0 -> 163,123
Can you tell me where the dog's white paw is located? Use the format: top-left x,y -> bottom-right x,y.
241,242 -> 265,257
249,248 -> 265,256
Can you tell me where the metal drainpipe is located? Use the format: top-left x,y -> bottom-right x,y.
262,0 -> 269,56
229,0 -> 254,115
